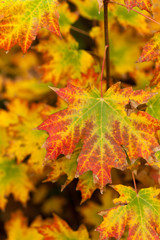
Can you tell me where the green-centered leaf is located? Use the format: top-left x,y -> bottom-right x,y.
36,35 -> 94,87
0,157 -> 34,210
0,0 -> 60,53
96,185 -> 160,239
38,82 -> 160,189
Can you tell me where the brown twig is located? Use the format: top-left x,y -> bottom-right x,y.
103,0 -> 110,90
100,45 -> 108,97
132,171 -> 138,194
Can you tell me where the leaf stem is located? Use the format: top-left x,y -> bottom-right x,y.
100,45 -> 108,97
71,26 -> 90,36
108,0 -> 160,25
103,0 -> 110,90
132,171 -> 138,194
121,145 -> 137,194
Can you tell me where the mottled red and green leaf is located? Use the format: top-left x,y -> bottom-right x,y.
38,83 -> 160,189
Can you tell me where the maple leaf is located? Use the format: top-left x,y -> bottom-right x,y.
38,82 -> 160,189
0,99 -> 57,172
124,0 -> 152,13
5,211 -> 44,240
110,4 -> 150,35
38,214 -> 90,240
96,185 -> 160,239
0,0 -> 60,53
36,35 -> 94,86
138,32 -> 160,63
0,157 -> 34,210
46,143 -> 98,203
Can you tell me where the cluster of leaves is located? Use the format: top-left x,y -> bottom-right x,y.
1,0 -> 160,239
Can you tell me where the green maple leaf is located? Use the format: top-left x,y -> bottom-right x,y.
96,185 -> 160,239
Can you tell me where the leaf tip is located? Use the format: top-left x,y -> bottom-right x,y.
49,86 -> 59,92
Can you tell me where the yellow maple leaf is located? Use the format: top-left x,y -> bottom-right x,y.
5,211 -> 44,240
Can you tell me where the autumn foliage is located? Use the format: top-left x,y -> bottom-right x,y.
1,0 -> 160,239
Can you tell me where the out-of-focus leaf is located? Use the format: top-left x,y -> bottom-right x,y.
36,35 -> 94,87
3,78 -> 50,101
80,187 -> 116,226
109,4 -> 150,34
41,196 -> 67,215
5,211 -> 44,240
0,128 -> 8,154
0,99 -> 57,172
0,49 -> 38,78
58,2 -> 78,34
90,24 -> 148,77
0,157 -> 34,210
38,214 -> 91,240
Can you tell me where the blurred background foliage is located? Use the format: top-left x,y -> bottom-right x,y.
0,0 -> 160,239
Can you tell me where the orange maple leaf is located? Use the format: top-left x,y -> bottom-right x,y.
0,0 -> 60,53
38,82 -> 160,189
